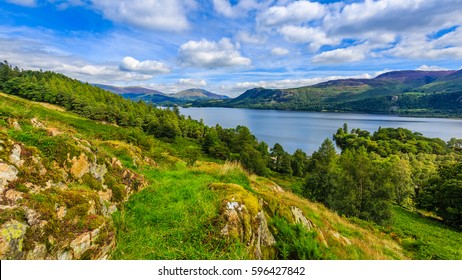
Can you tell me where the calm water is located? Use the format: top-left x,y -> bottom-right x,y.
180,107 -> 462,154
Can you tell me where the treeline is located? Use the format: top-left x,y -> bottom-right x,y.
2,62 -> 461,228
303,124 -> 462,227
0,62 -> 300,176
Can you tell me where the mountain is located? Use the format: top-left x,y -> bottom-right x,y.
1,64 -> 461,260
94,84 -> 164,95
95,84 -> 228,105
0,92 -> 411,260
172,88 -> 229,100
120,93 -> 179,104
201,70 -> 462,117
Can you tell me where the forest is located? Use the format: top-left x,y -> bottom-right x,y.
1,61 -> 461,230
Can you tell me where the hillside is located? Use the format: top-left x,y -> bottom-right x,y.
96,84 -> 229,105
195,70 -> 462,117
0,92 -> 404,260
1,63 -> 461,260
172,88 -> 229,100
94,84 -> 164,95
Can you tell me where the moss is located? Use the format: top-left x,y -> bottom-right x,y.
13,183 -> 30,193
80,248 -> 96,260
0,208 -> 26,224
109,184 -> 125,203
81,173 -> 102,191
209,183 -> 260,217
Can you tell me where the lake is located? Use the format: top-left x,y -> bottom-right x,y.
180,107 -> 462,154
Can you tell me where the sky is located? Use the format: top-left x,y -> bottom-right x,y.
1,0 -> 462,97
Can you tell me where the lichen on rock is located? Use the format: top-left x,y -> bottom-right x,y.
0,220 -> 28,259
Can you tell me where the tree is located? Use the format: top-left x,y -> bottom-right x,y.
304,139 -> 338,204
291,149 -> 308,177
240,144 -> 268,176
332,148 -> 393,224
418,163 -> 462,228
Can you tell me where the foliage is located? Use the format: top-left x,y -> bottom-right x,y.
418,163 -> 462,228
271,217 -> 322,260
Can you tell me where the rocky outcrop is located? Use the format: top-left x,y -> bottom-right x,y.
0,117 -> 148,260
9,144 -> 24,167
291,206 -> 314,231
69,153 -> 90,179
213,183 -> 276,259
0,163 -> 18,193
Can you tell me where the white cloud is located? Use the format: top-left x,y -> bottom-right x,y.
416,65 -> 449,71
89,0 -> 195,31
119,56 -> 170,74
388,28 -> 462,60
279,25 -> 339,51
179,38 -> 251,68
5,0 -> 36,7
212,0 -> 263,18
0,37 -> 154,84
254,0 -> 462,61
236,31 -> 267,44
178,78 -> 207,87
312,45 -> 367,64
219,73 -> 373,96
271,47 -> 289,56
324,0 -> 462,36
257,0 -> 326,27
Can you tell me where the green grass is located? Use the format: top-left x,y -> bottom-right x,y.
387,206 -> 462,259
110,166 -> 250,259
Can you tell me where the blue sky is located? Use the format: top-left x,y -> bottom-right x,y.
1,0 -> 462,96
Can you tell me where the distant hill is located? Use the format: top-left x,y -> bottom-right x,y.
94,84 -> 165,95
172,88 -> 229,100
96,84 -> 228,105
195,70 -> 462,117
120,93 -> 179,104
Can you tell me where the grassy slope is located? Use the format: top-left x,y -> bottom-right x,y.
2,92 -> 461,259
389,206 -> 462,259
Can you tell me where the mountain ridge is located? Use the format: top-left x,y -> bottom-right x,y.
194,70 -> 462,117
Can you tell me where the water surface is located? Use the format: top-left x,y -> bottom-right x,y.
180,107 -> 462,154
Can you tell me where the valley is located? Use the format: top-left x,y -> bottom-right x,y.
1,63 -> 461,260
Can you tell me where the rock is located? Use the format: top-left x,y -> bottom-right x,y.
46,127 -> 62,137
26,243 -> 47,260
9,144 -> 24,167
70,232 -> 91,259
57,250 -> 73,260
0,162 -> 19,193
25,208 -> 40,226
90,163 -> 107,183
111,157 -> 123,169
98,189 -> 112,202
87,200 -> 96,215
257,211 -> 276,247
69,153 -> 90,179
254,211 -> 276,259
31,118 -> 46,129
290,206 -> 314,231
12,121 -> 22,131
5,189 -> 24,203
94,239 -> 115,260
108,205 -> 117,215
330,231 -> 352,246
317,228 -> 328,247
220,207 -> 242,238
31,156 -> 47,176
56,206 -> 67,220
272,184 -> 284,193
0,220 -> 28,259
